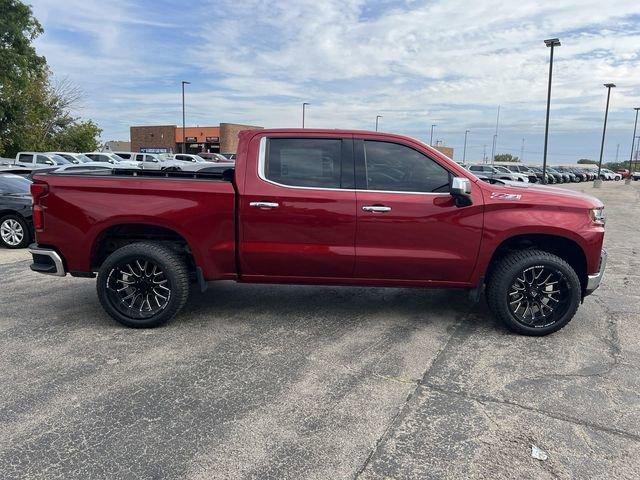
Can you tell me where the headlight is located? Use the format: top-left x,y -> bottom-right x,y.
589,207 -> 605,226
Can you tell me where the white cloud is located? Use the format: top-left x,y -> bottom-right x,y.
27,0 -> 640,162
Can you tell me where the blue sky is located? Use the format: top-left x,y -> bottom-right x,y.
29,0 -> 640,164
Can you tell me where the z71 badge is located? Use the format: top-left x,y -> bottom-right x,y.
491,192 -> 522,200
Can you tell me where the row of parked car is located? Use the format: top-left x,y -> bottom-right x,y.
0,151 -> 236,248
462,162 -> 627,184
0,150 -> 235,173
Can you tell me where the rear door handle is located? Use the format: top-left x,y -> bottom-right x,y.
362,205 -> 391,212
250,201 -> 279,209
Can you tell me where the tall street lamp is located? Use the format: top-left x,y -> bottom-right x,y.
302,102 -> 310,128
181,81 -> 190,154
595,83 -> 616,188
542,38 -> 560,184
462,129 -> 470,163
375,115 -> 382,132
430,124 -> 436,146
627,107 -> 640,185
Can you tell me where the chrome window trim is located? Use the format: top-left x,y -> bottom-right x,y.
257,136 -> 451,196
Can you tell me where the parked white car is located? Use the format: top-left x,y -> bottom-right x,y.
47,152 -> 95,165
15,152 -> 72,168
468,164 -> 528,182
600,168 -> 622,181
130,153 -> 213,172
84,152 -> 138,167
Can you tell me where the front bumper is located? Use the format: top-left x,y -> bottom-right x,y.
28,244 -> 66,277
585,249 -> 607,296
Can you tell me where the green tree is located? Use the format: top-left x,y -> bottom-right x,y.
1,1 -> 102,156
494,153 -> 519,162
577,158 -> 597,165
0,0 -> 47,155
53,120 -> 102,152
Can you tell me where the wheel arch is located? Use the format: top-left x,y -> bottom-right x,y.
485,233 -> 588,293
90,223 -> 198,274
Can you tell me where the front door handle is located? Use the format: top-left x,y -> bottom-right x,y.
362,205 -> 391,212
250,201 -> 279,209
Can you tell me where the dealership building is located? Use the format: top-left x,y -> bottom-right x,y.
130,123 -> 263,155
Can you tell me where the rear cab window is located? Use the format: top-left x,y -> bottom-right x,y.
264,138 -> 348,189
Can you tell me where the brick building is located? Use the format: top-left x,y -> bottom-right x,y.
130,123 -> 263,155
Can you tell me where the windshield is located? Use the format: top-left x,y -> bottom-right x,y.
0,174 -> 31,194
50,154 -> 71,164
75,154 -> 92,163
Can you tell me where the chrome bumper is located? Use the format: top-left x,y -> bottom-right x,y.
585,249 -> 607,295
28,244 -> 66,277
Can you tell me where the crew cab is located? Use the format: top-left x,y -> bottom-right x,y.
28,129 -> 607,335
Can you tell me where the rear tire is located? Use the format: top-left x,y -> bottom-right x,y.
486,249 -> 581,336
97,242 -> 190,328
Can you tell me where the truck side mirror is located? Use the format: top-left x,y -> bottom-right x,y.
450,177 -> 472,207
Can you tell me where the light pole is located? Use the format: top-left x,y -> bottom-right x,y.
595,83 -> 616,188
521,138 -> 525,162
490,105 -> 500,165
462,129 -> 470,164
181,80 -> 190,154
542,38 -> 560,184
375,115 -> 382,132
626,108 -> 640,184
302,102 -> 310,128
430,124 -> 436,146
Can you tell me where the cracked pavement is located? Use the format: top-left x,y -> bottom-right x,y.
0,181 -> 638,479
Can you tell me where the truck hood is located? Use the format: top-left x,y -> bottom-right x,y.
481,181 -> 603,208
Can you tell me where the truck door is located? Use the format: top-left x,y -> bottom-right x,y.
353,138 -> 483,283
239,135 -> 357,279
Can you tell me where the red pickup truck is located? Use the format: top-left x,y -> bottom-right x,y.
28,129 -> 606,335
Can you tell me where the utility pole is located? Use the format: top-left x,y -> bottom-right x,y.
375,115 -> 382,132
627,108 -> 639,185
615,143 -> 620,163
302,102 -> 310,128
430,124 -> 436,146
595,83 -> 616,188
462,130 -> 470,164
181,81 -> 190,154
483,144 -> 487,163
542,38 -> 560,184
520,138 -> 525,162
490,105 -> 500,165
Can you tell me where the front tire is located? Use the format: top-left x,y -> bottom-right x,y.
97,242 -> 190,328
0,215 -> 31,249
486,249 -> 581,336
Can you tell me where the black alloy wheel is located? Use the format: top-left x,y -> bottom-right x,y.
507,265 -> 571,328
105,259 -> 172,320
97,242 -> 190,328
486,249 -> 581,335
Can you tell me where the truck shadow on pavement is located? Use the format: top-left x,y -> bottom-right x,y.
176,281 -> 503,333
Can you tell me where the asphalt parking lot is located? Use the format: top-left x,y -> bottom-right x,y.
0,181 -> 639,479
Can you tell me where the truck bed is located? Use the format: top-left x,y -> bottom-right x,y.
32,169 -> 237,279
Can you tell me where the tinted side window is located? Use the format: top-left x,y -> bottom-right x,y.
266,138 -> 341,188
135,154 -> 144,161
36,155 -> 51,165
18,154 -> 33,163
363,141 -> 450,193
115,153 -> 131,159
469,165 -> 482,172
